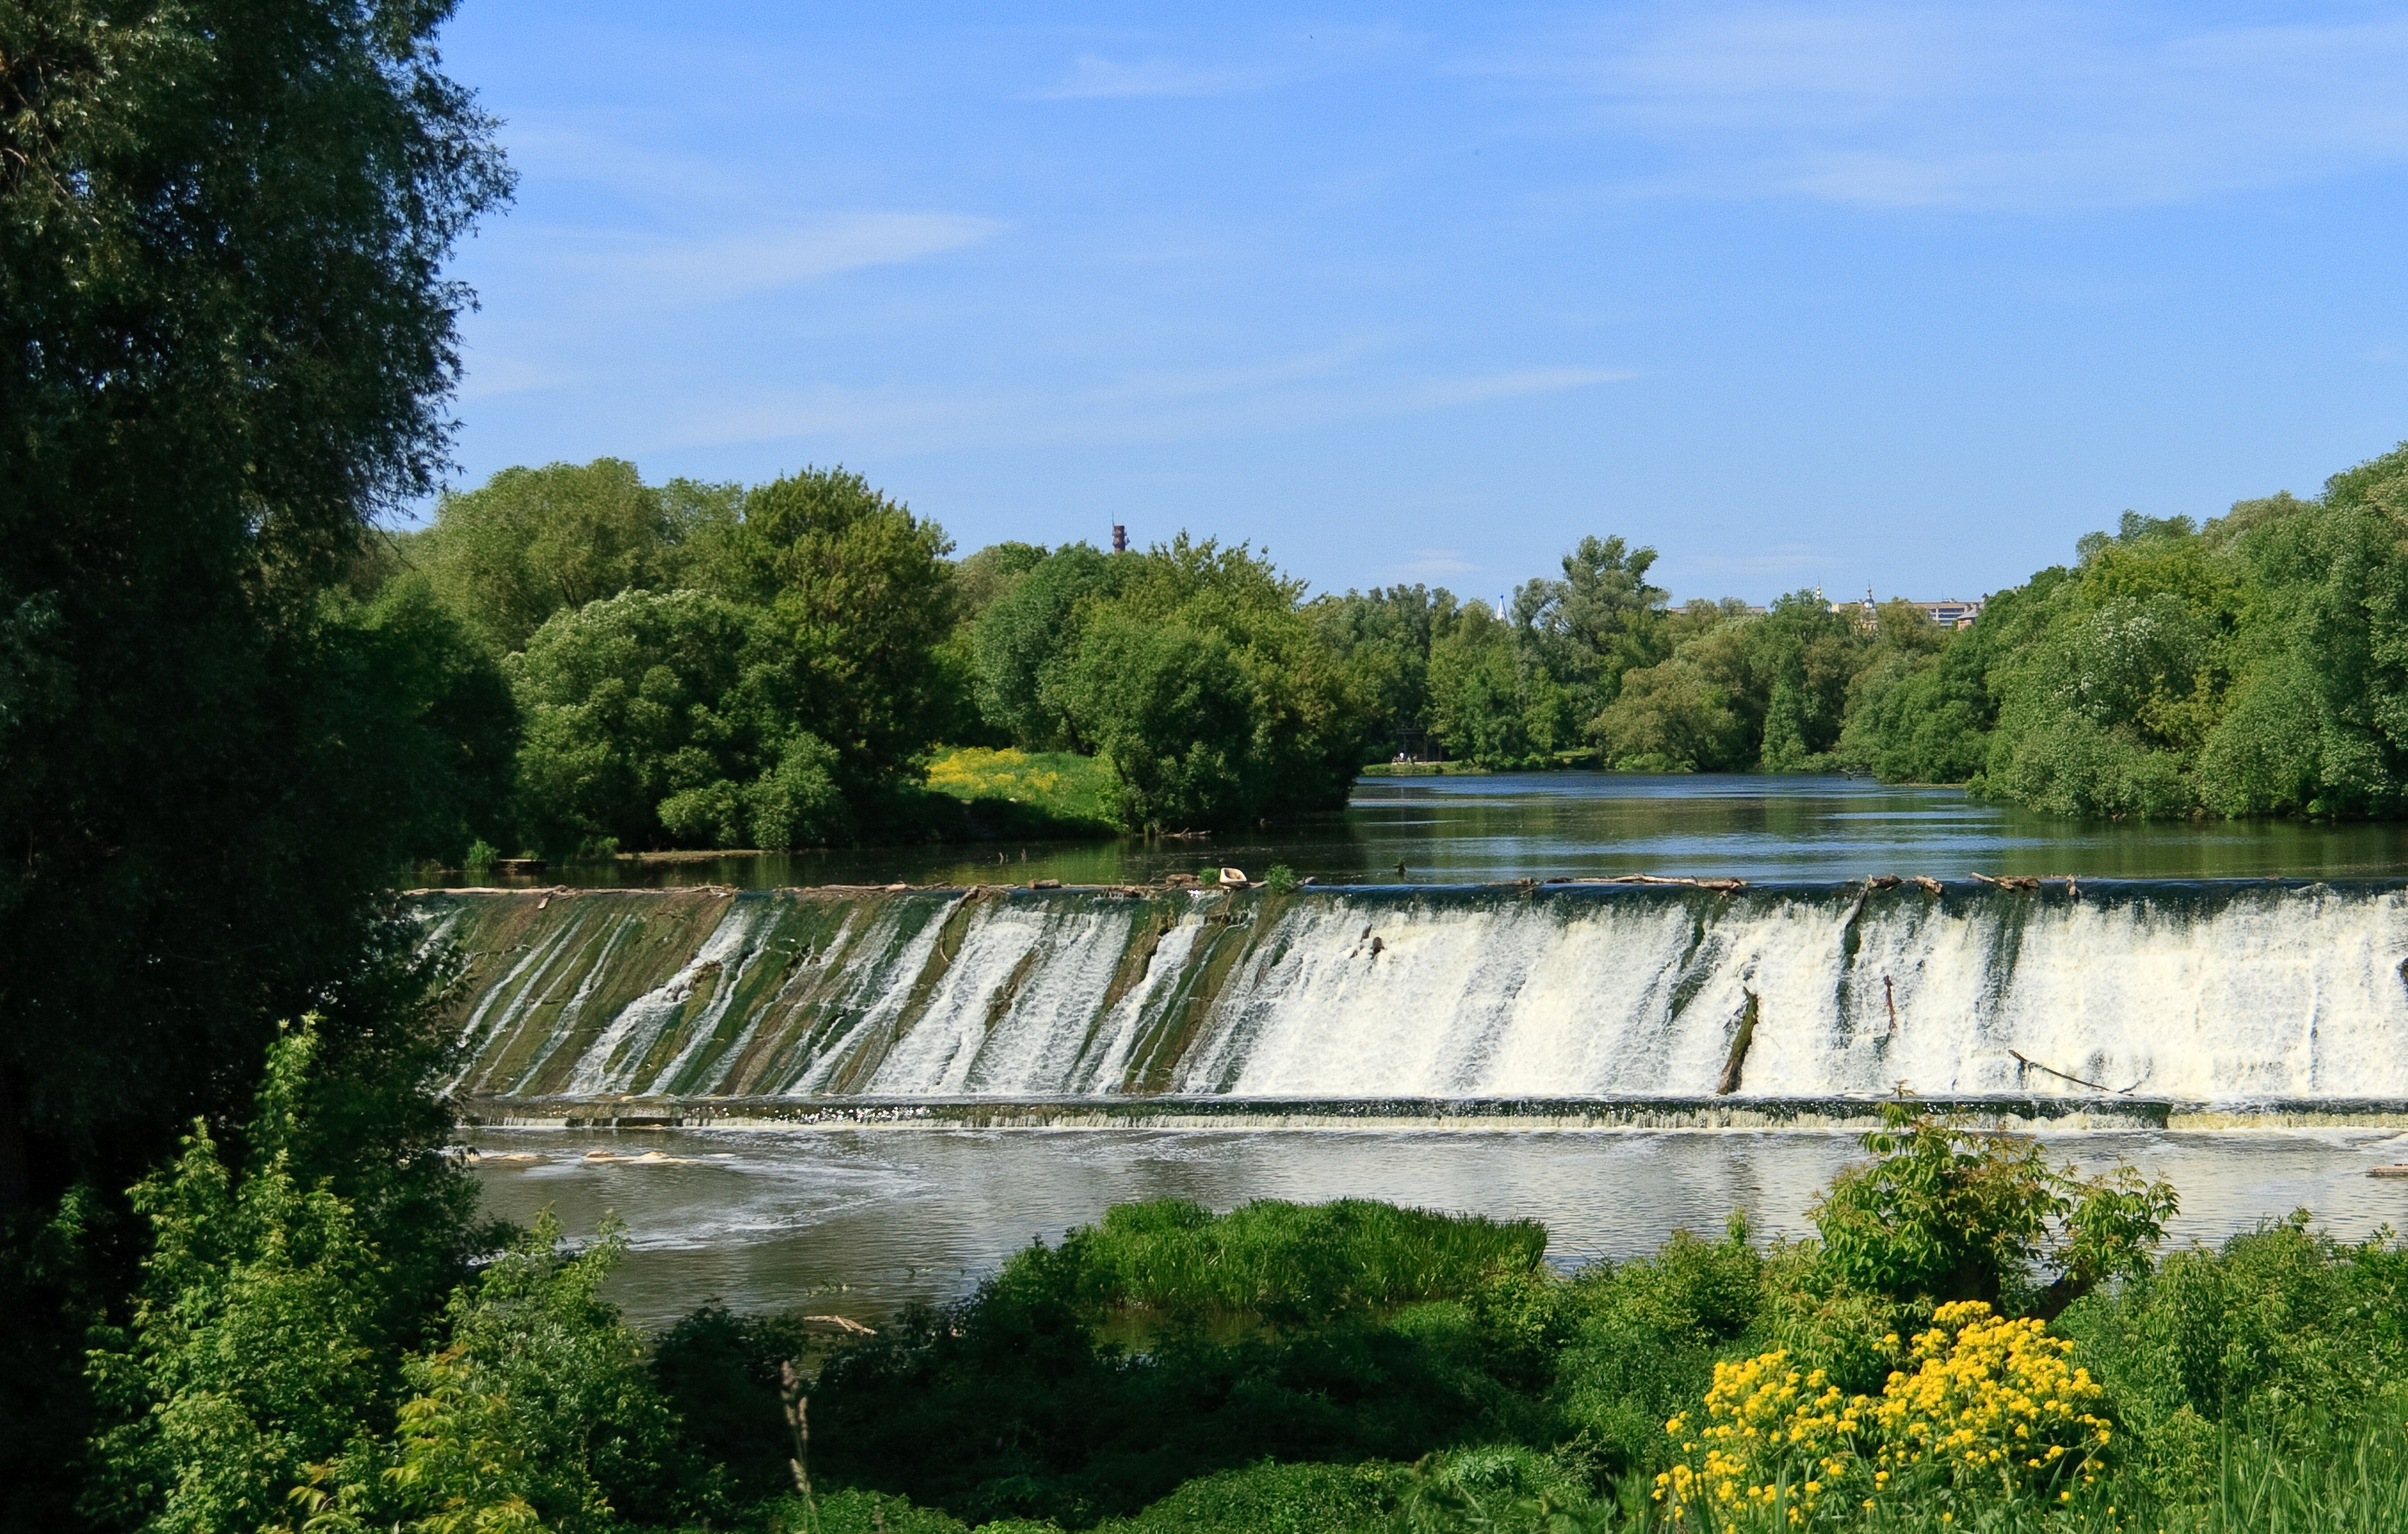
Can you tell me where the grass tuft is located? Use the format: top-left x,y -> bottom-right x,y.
1039,1197 -> 1549,1324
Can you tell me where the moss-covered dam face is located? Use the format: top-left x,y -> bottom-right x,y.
418,880 -> 2408,1115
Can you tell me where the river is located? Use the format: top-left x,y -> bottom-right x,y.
428,772 -> 2408,890
450,773 -> 2408,1327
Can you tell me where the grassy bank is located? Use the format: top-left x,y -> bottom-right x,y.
917,746 -> 1124,838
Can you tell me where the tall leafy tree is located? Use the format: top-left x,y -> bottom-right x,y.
415,458 -> 735,656
704,467 -> 956,799
1312,583 -> 1459,758
508,589 -> 846,854
1051,537 -> 1372,828
1510,534 -> 1670,719
0,1 -> 507,1517
970,542 -> 1128,751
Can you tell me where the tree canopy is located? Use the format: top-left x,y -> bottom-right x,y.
0,0 -> 510,1517
1842,443 -> 2408,818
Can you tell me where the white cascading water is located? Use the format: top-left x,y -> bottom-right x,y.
435,884 -> 2408,1103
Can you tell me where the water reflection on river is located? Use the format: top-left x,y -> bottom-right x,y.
468,1127 -> 2408,1330
429,774 -> 2408,892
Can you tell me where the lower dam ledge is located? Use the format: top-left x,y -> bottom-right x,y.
452,1093 -> 2408,1132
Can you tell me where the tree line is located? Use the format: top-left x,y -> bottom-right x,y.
362,435 -> 2408,870
365,473 -> 1943,854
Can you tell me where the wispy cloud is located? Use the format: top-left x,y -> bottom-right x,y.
1031,26 -> 1415,101
1480,3 -> 2408,210
1380,549 -> 1483,581
648,349 -> 1629,455
498,213 -> 1003,304
1679,541 -> 1834,581
1035,53 -> 1307,100
455,353 -> 576,402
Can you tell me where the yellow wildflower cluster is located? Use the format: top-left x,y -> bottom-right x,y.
926,747 -> 1062,799
1653,1303 -> 2110,1527
1653,1351 -> 1864,1525
1872,1300 -> 2111,1500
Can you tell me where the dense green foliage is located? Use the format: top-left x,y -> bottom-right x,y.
1314,566 -> 1948,776
1308,438 -> 2408,817
507,590 -> 846,855
957,535 -> 1397,828
375,437 -> 2408,839
87,1025 -> 713,1534
1050,1198 -> 1547,1320
382,462 -> 959,854
404,460 -> 742,657
0,1 -> 512,1519
1841,444 -> 2408,818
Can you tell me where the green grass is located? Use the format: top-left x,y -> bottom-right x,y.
2190,1410 -> 2408,1533
1045,1198 -> 1550,1323
923,746 -> 1123,836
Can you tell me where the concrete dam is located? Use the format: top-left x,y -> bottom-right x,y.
420,880 -> 2408,1123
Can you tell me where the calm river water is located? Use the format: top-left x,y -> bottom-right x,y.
433,772 -> 2408,890
459,774 -> 2408,1326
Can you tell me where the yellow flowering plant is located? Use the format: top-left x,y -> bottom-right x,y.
1653,1350 -> 1873,1527
1652,1303 -> 2113,1529
1873,1302 -> 2113,1507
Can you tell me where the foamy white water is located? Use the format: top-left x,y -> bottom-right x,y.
428,881 -> 2408,1105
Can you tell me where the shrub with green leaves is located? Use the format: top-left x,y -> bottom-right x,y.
84,1026 -> 396,1534
1809,1105 -> 2177,1315
1048,1198 -> 1549,1325
507,588 -> 847,853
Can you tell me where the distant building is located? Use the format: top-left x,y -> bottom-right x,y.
1828,587 -> 1985,629
1914,597 -> 1984,628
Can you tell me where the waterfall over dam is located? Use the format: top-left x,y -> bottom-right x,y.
418,881 -> 2408,1115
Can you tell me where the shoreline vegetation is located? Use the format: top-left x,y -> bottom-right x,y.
370,439 -> 2408,882
92,1033 -> 2408,1533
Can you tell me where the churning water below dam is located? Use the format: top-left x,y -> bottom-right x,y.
464,1126 -> 2408,1329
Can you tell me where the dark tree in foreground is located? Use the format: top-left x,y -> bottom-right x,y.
0,0 -> 509,1518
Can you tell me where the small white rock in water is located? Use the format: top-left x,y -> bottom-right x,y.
1218,867 -> 1248,886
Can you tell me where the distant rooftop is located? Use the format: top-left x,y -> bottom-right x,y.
1830,588 -> 1986,628
1669,594 -> 1987,628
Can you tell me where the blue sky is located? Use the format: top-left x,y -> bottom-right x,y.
432,1 -> 2408,605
